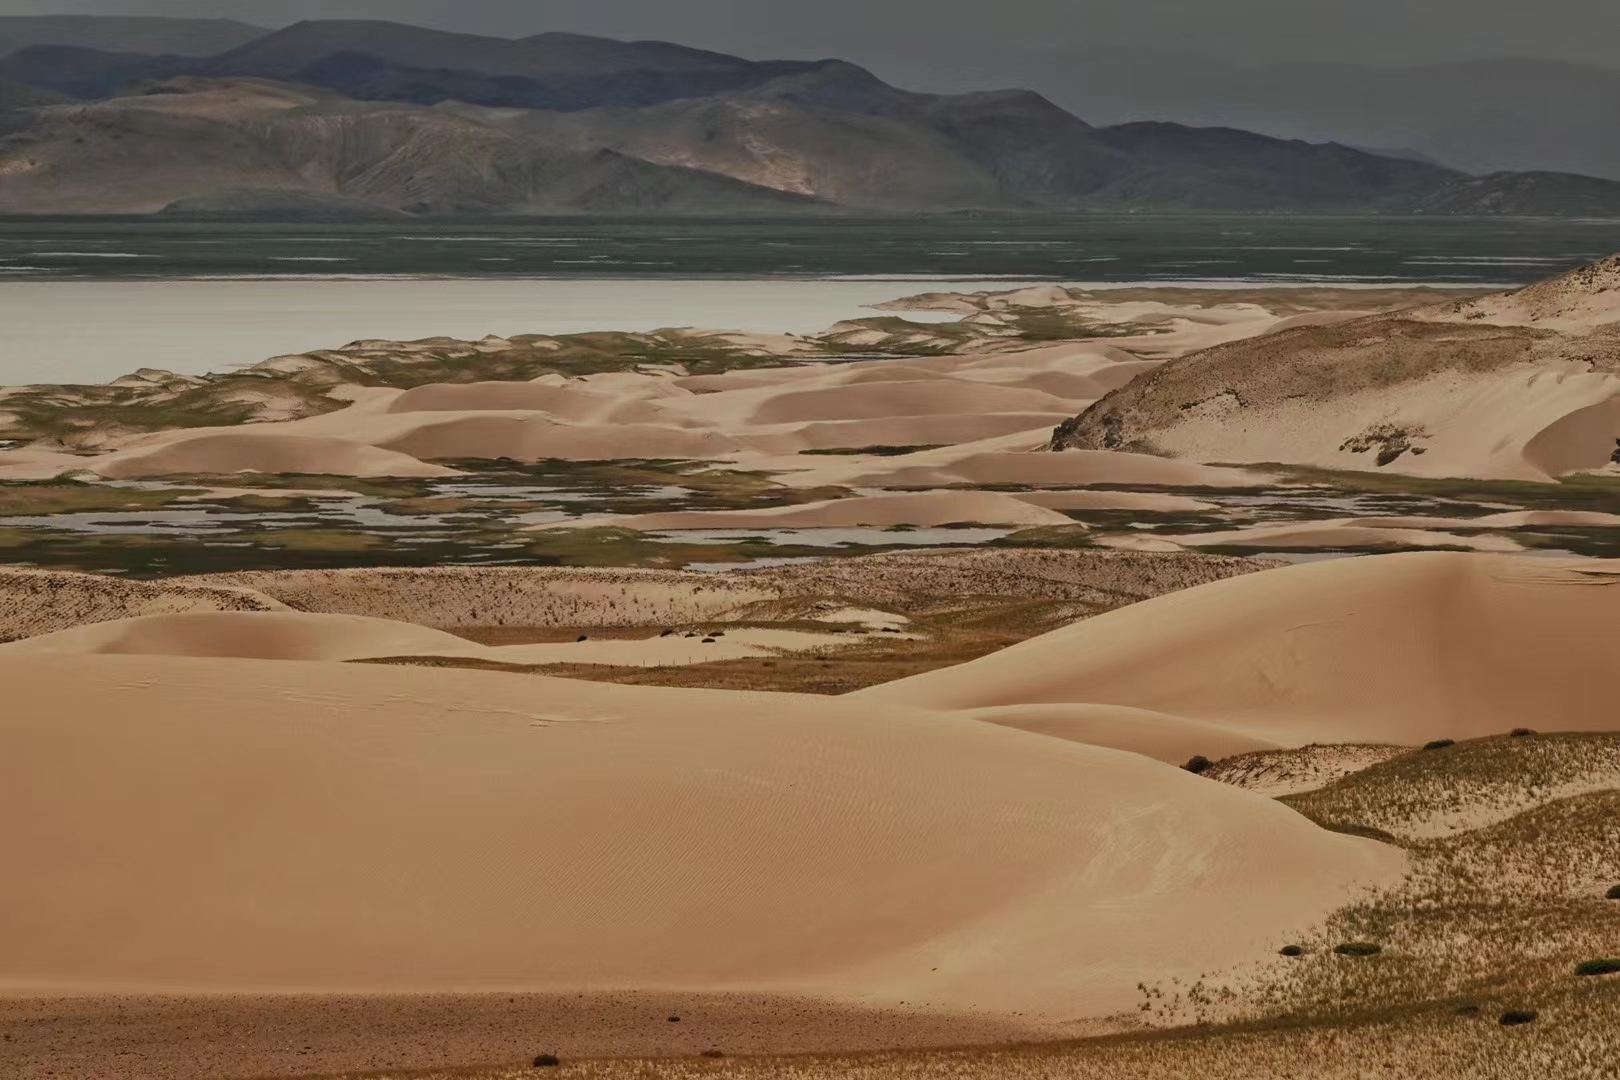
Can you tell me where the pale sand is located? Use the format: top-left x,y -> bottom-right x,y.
1146,361 -> 1620,483
0,609 -> 857,667
88,431 -> 458,479
1418,254 -> 1620,333
1162,519 -> 1524,552
0,654 -> 1400,1018
848,448 -> 1266,489
1012,490 -> 1222,513
556,491 -> 1075,531
858,552 -> 1620,753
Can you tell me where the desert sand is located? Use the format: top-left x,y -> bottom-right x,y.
861,552 -> 1620,754
0,609 -> 861,666
0,652 -> 1399,1018
1051,258 -> 1620,482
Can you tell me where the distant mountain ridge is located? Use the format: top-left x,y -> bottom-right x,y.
0,14 -> 265,58
841,39 -> 1620,182
2,18 -> 1620,217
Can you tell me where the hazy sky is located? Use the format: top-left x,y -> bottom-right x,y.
5,0 -> 1620,67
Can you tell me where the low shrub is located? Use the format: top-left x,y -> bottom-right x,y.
1498,1009 -> 1537,1026
1423,739 -> 1456,751
701,1049 -> 725,1058
668,1015 -> 682,1023
1279,944 -> 1305,957
1605,884 -> 1620,900
1574,958 -> 1620,977
1183,755 -> 1212,774
1509,727 -> 1535,737
1334,942 -> 1382,957
533,1054 -> 561,1067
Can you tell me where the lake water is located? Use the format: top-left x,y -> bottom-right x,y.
4,213 -> 1619,385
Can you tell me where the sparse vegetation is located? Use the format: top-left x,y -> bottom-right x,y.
1333,942 -> 1382,957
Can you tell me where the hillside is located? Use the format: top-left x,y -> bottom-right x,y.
1050,255 -> 1620,481
0,77 -> 819,216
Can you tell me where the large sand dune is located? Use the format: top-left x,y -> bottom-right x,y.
0,609 -> 853,667
1051,256 -> 1620,481
564,490 -> 1074,531
0,653 -> 1399,1016
860,552 -> 1620,754
89,432 -> 457,479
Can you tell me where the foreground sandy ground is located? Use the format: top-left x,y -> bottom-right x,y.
4,552 -> 1620,1080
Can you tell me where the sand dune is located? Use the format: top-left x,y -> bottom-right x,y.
563,491 -> 1074,531
89,432 -> 455,479
966,703 -> 1280,763
733,412 -> 1072,454
0,653 -> 1399,1016
1164,519 -> 1524,552
0,609 -> 478,661
860,553 -> 1620,752
856,449 -> 1265,488
1014,489 -> 1221,513
376,414 -> 744,461
1050,259 -> 1620,482
0,609 -> 853,667
1422,254 -> 1620,332
169,565 -> 777,628
0,569 -> 282,641
744,381 -> 1082,425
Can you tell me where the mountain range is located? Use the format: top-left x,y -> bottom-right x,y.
2,16 -> 1618,217
848,39 -> 1620,182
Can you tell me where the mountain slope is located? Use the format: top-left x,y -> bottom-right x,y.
0,78 -> 819,216
849,40 -> 1620,182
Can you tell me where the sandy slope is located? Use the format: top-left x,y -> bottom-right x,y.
0,653 -> 1399,1017
0,610 -> 853,667
1051,258 -> 1620,482
859,552 -> 1620,755
1160,519 -> 1524,552
0,569 -> 282,640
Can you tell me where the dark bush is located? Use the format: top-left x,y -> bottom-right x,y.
701,1049 -> 725,1058
1455,1004 -> 1480,1015
1184,755 -> 1212,774
1334,942 -> 1382,957
1605,884 -> 1620,900
1509,728 -> 1535,737
1498,1009 -> 1537,1026
1423,739 -> 1456,751
668,1015 -> 681,1023
1279,944 -> 1305,957
1575,958 -> 1620,977
533,1053 -> 561,1067
576,634 -> 589,642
